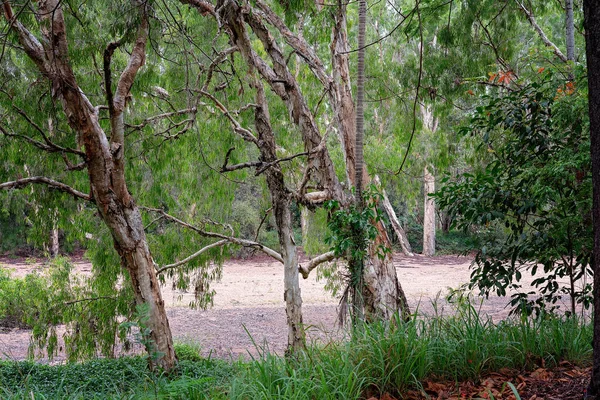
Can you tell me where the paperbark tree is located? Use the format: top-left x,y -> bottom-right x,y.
184,0 -> 410,322
585,0 -> 600,396
1,0 -> 176,370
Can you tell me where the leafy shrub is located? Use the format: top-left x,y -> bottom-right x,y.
174,342 -> 203,362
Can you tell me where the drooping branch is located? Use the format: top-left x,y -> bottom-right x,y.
299,251 -> 337,279
0,177 -> 91,201
7,107 -> 86,157
141,207 -> 284,263
515,0 -> 568,63
156,239 -> 229,274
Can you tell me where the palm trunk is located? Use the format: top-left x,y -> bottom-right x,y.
332,1 -> 410,320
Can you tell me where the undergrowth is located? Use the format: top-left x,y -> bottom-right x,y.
0,299 -> 591,399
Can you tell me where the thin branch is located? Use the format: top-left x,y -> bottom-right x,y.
255,151 -> 310,176
299,251 -> 337,278
395,0 -> 423,176
0,176 -> 91,201
157,239 -> 229,274
514,0 -> 568,63
125,108 -> 198,131
140,207 -> 284,263
9,107 -> 85,157
200,90 -> 258,144
254,207 -> 272,242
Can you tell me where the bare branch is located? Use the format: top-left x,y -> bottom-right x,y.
252,0 -> 331,88
299,251 -> 336,278
126,108 -> 198,131
113,11 -> 149,116
9,107 -> 86,157
200,90 -> 258,143
140,207 -> 284,263
179,0 -> 217,19
514,0 -> 568,63
202,46 -> 237,91
255,151 -> 309,176
0,177 -> 91,201
157,239 -> 229,274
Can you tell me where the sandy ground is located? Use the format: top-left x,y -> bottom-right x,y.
0,252 -> 577,362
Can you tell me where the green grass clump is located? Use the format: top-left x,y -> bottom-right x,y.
0,298 -> 592,399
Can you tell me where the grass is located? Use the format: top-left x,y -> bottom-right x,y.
0,300 -> 592,399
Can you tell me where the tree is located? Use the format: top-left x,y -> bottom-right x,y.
436,68 -> 591,316
183,0 -> 411,323
584,0 -> 600,396
1,0 -> 176,370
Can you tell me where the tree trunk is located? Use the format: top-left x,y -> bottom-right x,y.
584,1 -> 600,396
2,0 -> 176,370
423,166 -> 436,256
253,77 -> 305,352
331,2 -> 411,320
50,227 -> 59,257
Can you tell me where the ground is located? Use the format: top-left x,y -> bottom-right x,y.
0,252 -> 569,360
0,252 -> 590,399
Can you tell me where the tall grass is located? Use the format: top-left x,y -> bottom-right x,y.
0,298 -> 592,399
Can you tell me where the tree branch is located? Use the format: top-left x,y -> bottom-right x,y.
9,107 -> 86,157
299,251 -> 336,278
156,239 -> 229,274
0,177 -> 91,201
514,0 -> 568,63
140,207 -> 284,263
2,1 -> 49,75
200,90 -> 258,143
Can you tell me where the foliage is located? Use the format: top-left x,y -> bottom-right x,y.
436,67 -> 591,316
0,258 -> 135,362
0,296 -> 591,399
174,342 -> 203,362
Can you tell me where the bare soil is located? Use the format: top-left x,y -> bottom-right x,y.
0,252 -> 575,362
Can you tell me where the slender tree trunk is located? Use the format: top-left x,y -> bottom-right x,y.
584,1 -> 600,396
379,186 -> 414,256
423,166 -> 436,256
253,78 -> 305,352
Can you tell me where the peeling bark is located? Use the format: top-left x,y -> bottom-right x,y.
2,0 -> 176,370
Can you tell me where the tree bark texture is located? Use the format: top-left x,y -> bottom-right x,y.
423,166 -> 436,257
252,77 -> 305,352
2,0 -> 176,370
200,0 -> 410,320
584,0 -> 600,396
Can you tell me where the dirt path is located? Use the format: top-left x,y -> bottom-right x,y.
0,253 -> 568,362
